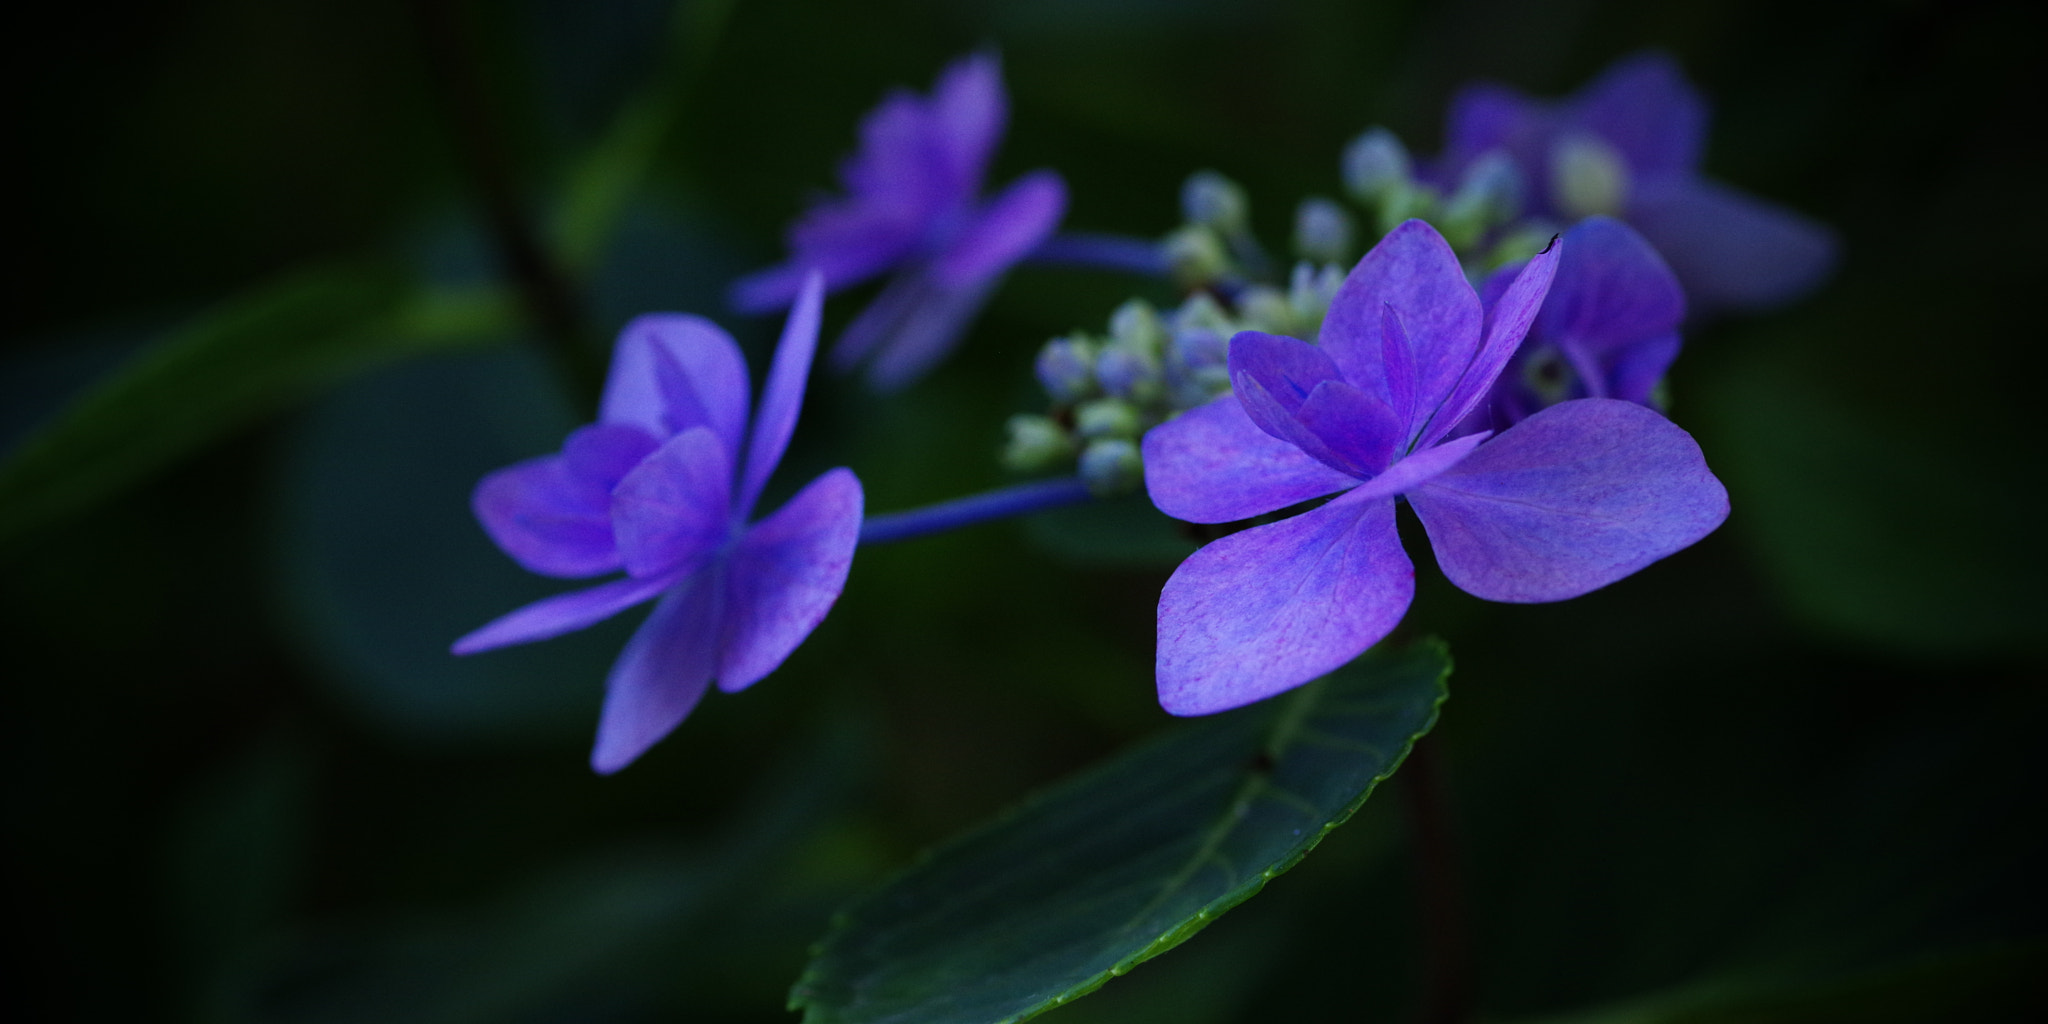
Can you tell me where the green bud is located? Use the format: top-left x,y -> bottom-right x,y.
1182,170 -> 1250,234
1342,127 -> 1413,205
1001,414 -> 1077,473
1163,225 -> 1232,288
1550,133 -> 1630,219
1078,438 -> 1144,497
1288,262 -> 1346,340
1074,397 -> 1143,440
1293,196 -> 1356,265
1108,299 -> 1167,356
1237,285 -> 1296,336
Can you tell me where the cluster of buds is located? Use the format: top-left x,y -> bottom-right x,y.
1343,127 -> 1548,267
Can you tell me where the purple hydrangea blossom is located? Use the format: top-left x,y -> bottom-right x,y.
731,53 -> 1067,391
1142,221 -> 1728,715
455,274 -> 863,773
1437,51 -> 1834,313
1462,216 -> 1685,430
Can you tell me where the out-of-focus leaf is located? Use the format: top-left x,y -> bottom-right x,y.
0,262 -> 515,543
789,642 -> 1449,1024
1504,941 -> 2046,1024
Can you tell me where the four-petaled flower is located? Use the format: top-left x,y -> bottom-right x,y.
731,53 -> 1067,391
1437,51 -> 1834,313
1143,221 -> 1729,714
455,274 -> 863,773
1463,216 -> 1686,431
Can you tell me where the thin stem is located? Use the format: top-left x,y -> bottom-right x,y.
859,477 -> 1095,546
1401,734 -> 1473,1024
1025,231 -> 1170,277
414,0 -> 601,407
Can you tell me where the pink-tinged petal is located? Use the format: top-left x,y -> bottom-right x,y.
719,468 -> 863,692
1407,398 -> 1728,603
590,568 -> 722,774
929,52 -> 1008,198
1156,491 -> 1413,715
1320,220 -> 1483,412
1142,394 -> 1357,524
863,275 -> 997,393
1418,234 -> 1561,449
1294,379 -> 1404,478
611,428 -> 734,580
1629,178 -> 1838,313
737,272 -> 824,517
1568,51 -> 1705,178
1349,431 -> 1490,504
1538,217 -> 1684,357
600,315 -> 750,454
932,171 -> 1067,288
472,454 -> 622,579
452,573 -> 676,655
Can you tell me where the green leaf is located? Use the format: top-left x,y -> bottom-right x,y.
0,263 -> 514,543
790,641 -> 1450,1024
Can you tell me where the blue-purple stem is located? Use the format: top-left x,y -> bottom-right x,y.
859,477 -> 1096,545
1026,231 -> 1170,277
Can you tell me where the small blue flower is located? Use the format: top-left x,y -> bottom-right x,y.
732,54 -> 1068,391
1436,51 -> 1835,313
456,274 -> 862,773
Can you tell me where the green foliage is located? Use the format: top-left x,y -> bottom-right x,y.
0,265 -> 513,543
790,642 -> 1450,1024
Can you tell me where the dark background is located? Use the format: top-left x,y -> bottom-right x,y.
4,0 -> 2043,1020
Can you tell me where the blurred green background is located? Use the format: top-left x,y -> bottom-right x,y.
4,0 -> 2042,1020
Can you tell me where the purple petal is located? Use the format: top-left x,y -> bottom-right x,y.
1439,83 -> 1551,189
1156,491 -> 1413,715
1418,233 -> 1561,449
611,427 -> 734,580
1407,398 -> 1728,603
600,314 -> 750,455
929,52 -> 1008,201
562,423 -> 660,489
1348,430 -> 1490,504
729,263 -> 813,315
1320,220 -> 1482,413
864,274 -> 997,392
1141,394 -> 1357,524
1568,51 -> 1705,178
451,573 -> 676,655
832,270 -> 929,371
719,467 -> 863,692
590,568 -> 722,774
1538,217 -> 1684,356
1606,331 -> 1681,405
1293,379 -> 1404,478
1228,330 -> 1343,417
472,452 -> 621,579
1629,178 -> 1838,313
737,272 -> 824,517
932,171 -> 1067,288
1380,304 -> 1418,437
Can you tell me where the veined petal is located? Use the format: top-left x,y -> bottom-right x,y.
472,452 -> 621,579
737,272 -> 824,517
1407,398 -> 1728,603
1629,178 -> 1838,313
611,427 -> 734,580
1142,393 -> 1357,524
1156,491 -> 1413,715
601,314 -> 750,455
1418,233 -> 1561,449
1538,217 -> 1684,357
1320,221 -> 1483,413
720,468 -> 863,692
931,171 -> 1066,289
451,573 -> 676,655
1568,51 -> 1705,178
590,567 -> 723,774
1348,431 -> 1490,504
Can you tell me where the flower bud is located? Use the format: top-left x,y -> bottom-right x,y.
1108,299 -> 1167,356
1173,292 -> 1235,336
1288,262 -> 1346,339
1095,343 -> 1163,403
1293,197 -> 1356,265
1438,150 -> 1525,248
1074,397 -> 1143,440
1035,335 -> 1098,403
1342,127 -> 1412,204
1001,414 -> 1077,473
1078,438 -> 1144,496
1163,225 -> 1231,287
1549,133 -> 1630,219
1181,170 -> 1250,234
1236,285 -> 1295,335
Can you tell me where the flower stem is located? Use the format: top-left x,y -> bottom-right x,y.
1026,232 -> 1170,277
1401,734 -> 1473,1024
859,477 -> 1096,545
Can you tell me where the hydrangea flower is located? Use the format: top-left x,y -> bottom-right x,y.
455,274 -> 863,773
1464,216 -> 1685,430
1142,221 -> 1728,714
731,53 -> 1067,391
1436,51 -> 1834,313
